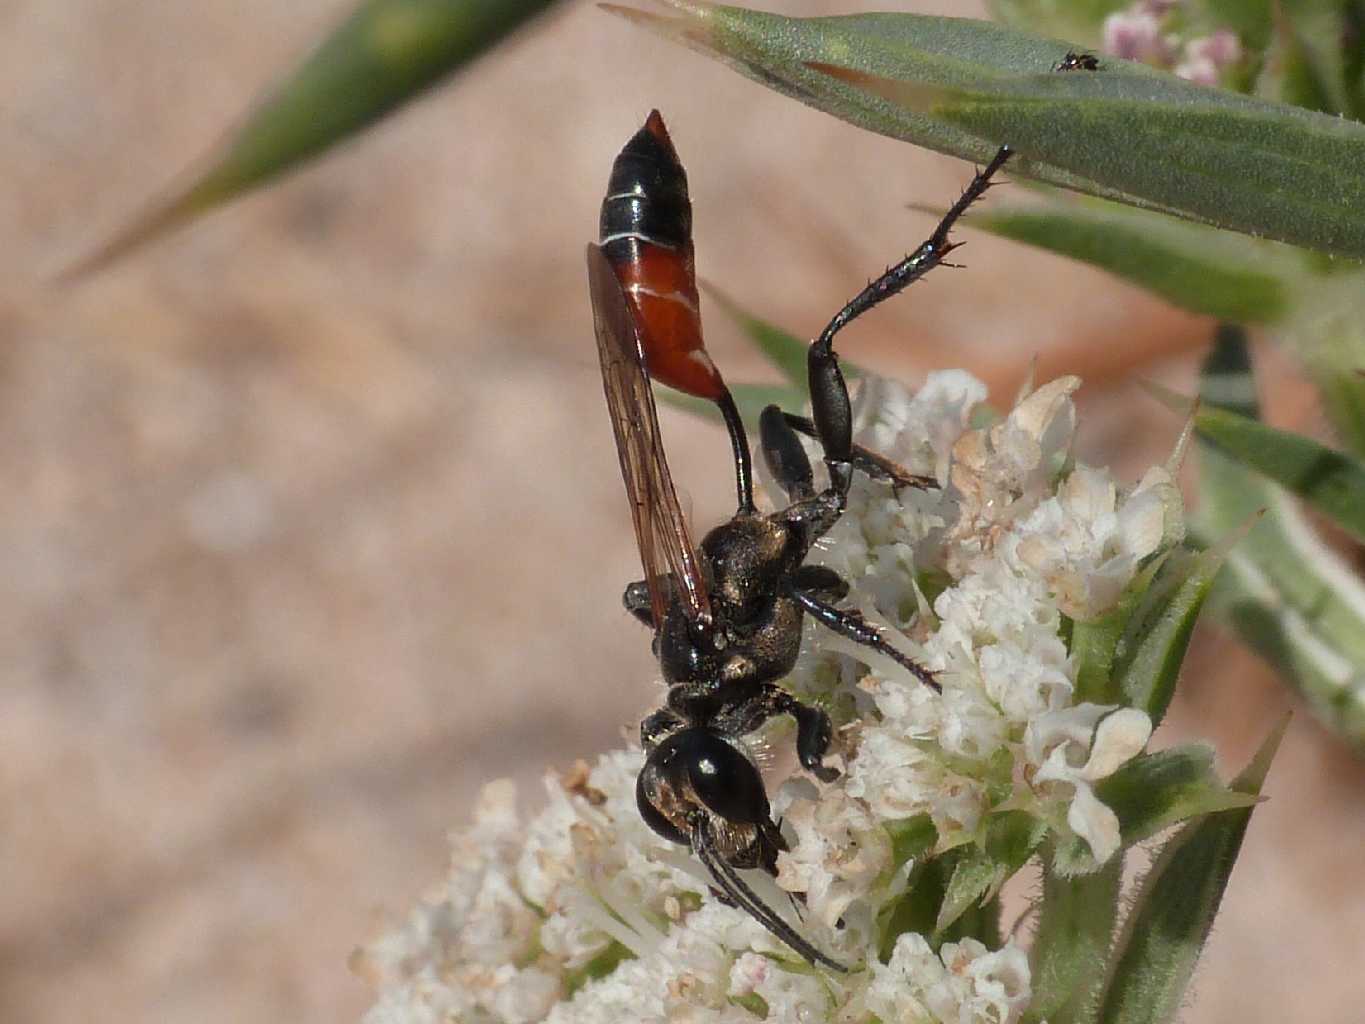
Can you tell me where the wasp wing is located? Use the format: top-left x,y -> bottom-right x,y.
586,243 -> 712,630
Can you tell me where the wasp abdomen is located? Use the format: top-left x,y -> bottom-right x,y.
598,110 -> 724,402
599,110 -> 691,253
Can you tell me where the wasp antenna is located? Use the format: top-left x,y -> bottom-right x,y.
694,826 -> 848,973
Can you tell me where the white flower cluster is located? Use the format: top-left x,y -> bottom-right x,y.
356,372 -> 1184,1023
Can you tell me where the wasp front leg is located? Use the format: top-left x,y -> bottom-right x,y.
715,684 -> 839,783
789,584 -> 940,693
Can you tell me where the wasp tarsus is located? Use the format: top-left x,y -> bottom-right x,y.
587,110 -> 1011,971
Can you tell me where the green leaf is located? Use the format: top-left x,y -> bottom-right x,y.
936,811 -> 1044,934
563,939 -> 633,995
71,0 -> 560,274
1095,745 -> 1257,845
937,850 -> 1003,936
878,850 -> 953,959
1094,717 -> 1286,1024
886,813 -> 938,868
1279,270 -> 1365,460
1157,329 -> 1365,532
1191,328 -> 1365,747
617,4 -> 1365,258
1113,534 -> 1246,725
972,200 -> 1301,323
1071,557 -> 1165,706
1024,856 -> 1122,1024
1193,403 -> 1365,545
880,843 -> 1002,957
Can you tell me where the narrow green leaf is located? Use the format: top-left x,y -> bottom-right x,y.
1194,404 -> 1365,544
563,940 -> 633,995
886,813 -> 938,867
72,0 -> 560,274
880,844 -> 1002,956
984,808 -> 1049,868
1094,718 -> 1286,1024
972,200 -> 1300,323
878,850 -> 954,959
936,811 -> 1044,934
1094,745 -> 1257,845
615,4 -> 1365,258
813,68 -> 1365,259
1194,455 -> 1365,745
1114,531 -> 1248,725
1191,331 -> 1365,747
937,850 -> 1003,936
1071,557 -> 1165,705
945,892 -> 1003,951
1272,0 -> 1353,117
1280,270 -> 1365,460
1024,856 -> 1122,1024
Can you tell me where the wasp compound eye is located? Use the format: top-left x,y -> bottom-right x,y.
682,732 -> 770,826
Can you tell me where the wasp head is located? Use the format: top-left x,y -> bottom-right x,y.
635,724 -> 849,972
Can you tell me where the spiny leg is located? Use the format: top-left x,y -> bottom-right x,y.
781,411 -> 938,491
790,585 -> 940,692
807,146 -> 1014,486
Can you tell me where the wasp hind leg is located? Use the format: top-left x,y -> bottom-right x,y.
806,146 -> 1014,494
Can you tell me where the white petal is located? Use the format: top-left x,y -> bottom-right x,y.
1081,708 -> 1153,781
1068,780 -> 1122,864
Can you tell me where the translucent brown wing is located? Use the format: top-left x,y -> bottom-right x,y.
586,243 -> 712,630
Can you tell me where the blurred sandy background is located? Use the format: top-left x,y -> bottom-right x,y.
3,2 -> 1363,1022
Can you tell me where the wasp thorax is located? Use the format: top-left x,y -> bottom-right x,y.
701,516 -> 801,620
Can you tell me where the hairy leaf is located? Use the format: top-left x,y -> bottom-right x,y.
1094,717 -> 1285,1024
614,4 -> 1365,258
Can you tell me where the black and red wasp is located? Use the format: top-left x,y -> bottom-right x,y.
586,111 -> 1011,970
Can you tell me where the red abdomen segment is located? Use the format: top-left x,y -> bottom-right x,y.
599,111 -> 726,402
